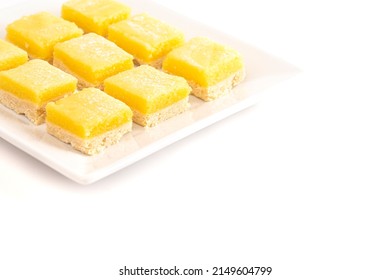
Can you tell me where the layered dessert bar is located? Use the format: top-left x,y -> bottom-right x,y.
162,37 -> 245,101
62,0 -> 131,37
0,39 -> 28,71
104,65 -> 191,127
53,33 -> 134,89
0,59 -> 77,125
6,12 -> 83,61
46,88 -> 133,155
108,13 -> 184,68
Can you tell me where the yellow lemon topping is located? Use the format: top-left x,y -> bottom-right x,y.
46,88 -> 132,139
108,13 -> 184,64
0,59 -> 77,106
62,0 -> 131,37
162,37 -> 244,87
104,65 -> 190,115
0,39 -> 28,71
54,33 -> 134,86
6,12 -> 83,61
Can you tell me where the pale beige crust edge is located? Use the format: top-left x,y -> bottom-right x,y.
47,122 -> 132,156
132,97 -> 190,127
0,89 -> 74,125
53,58 -> 103,90
189,69 -> 246,101
134,57 -> 164,69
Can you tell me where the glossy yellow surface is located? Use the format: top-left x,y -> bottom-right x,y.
0,59 -> 77,105
54,33 -> 134,86
62,0 -> 131,37
6,12 -> 83,61
104,65 -> 190,114
162,37 -> 244,87
0,39 -> 28,71
108,13 -> 184,64
46,88 -> 132,139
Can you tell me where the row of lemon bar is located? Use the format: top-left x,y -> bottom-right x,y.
0,0 -> 245,155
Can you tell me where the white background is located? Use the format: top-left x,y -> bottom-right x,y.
1,0 -> 390,279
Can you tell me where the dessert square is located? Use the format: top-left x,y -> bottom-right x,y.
46,88 -> 133,155
6,12 -> 83,62
53,33 -> 134,89
108,13 -> 184,68
0,39 -> 28,71
162,37 -> 245,101
104,65 -> 191,127
0,59 -> 77,125
62,0 -> 131,37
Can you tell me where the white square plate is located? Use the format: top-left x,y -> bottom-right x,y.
0,0 -> 298,184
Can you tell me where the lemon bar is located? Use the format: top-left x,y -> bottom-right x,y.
0,39 -> 28,71
46,88 -> 133,155
0,59 -> 77,125
62,0 -> 131,37
108,13 -> 185,68
104,65 -> 191,127
53,33 -> 134,89
162,37 -> 245,101
6,12 -> 83,62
